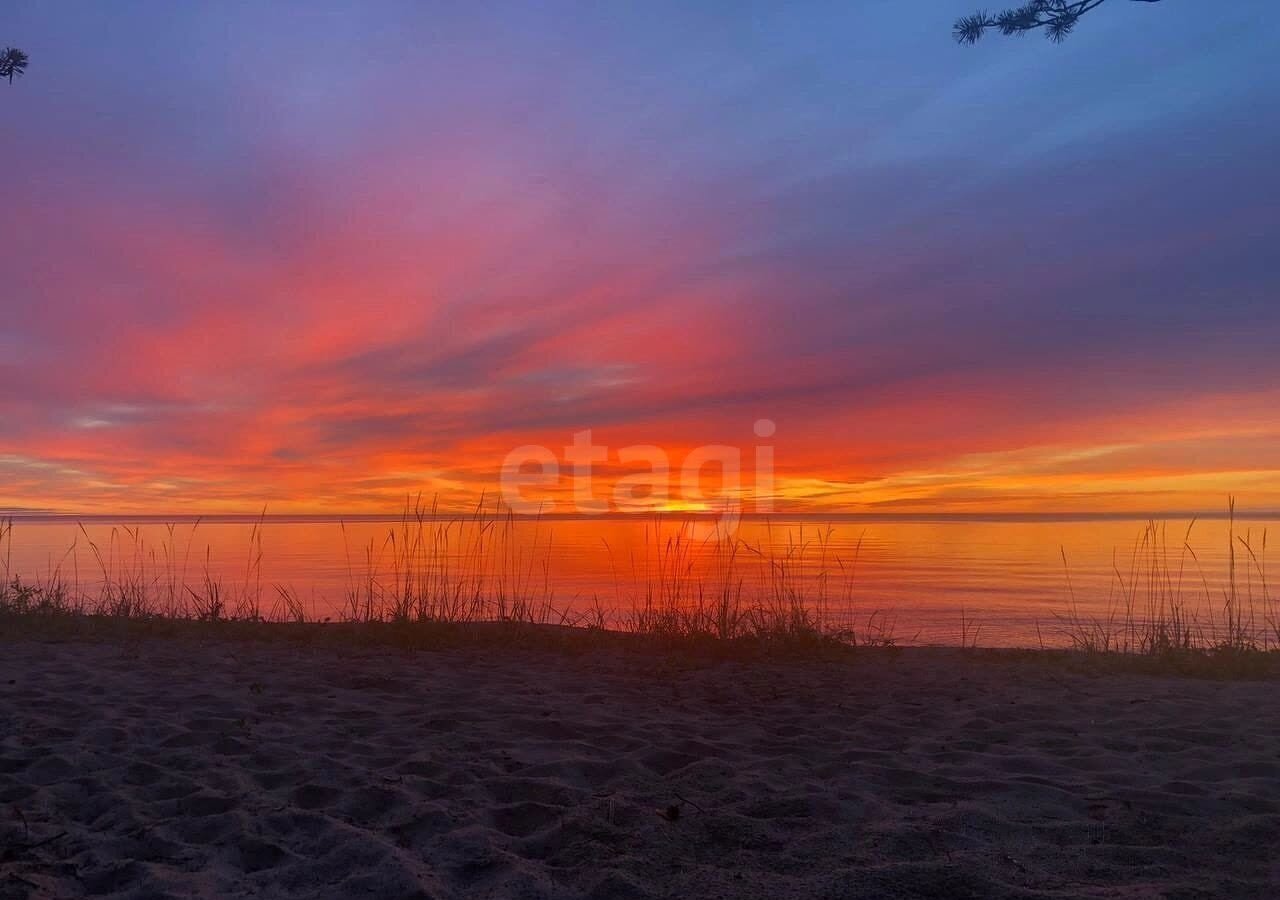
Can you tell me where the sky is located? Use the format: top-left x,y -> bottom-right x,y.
1,0 -> 1278,516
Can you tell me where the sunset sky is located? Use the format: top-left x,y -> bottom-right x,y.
2,1 -> 1278,516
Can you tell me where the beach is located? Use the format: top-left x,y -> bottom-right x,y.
1,633 -> 1277,899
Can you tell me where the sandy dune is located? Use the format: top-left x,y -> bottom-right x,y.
1,636 -> 1277,898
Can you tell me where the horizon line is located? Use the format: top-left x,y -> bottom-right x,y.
1,509 -> 1275,524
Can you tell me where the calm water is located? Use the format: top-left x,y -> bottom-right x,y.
2,515 -> 1274,648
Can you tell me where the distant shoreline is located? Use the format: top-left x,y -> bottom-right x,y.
6,510 -> 1280,524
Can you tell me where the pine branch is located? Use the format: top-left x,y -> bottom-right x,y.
954,0 -> 1163,45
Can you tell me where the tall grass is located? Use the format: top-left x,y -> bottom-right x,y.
0,501 -> 881,647
0,514 -> 263,621
1056,498 -> 1276,657
339,495 -> 559,626
324,497 -> 899,646
2,497 -> 1276,661
609,519 -> 878,644
331,500 -> 886,645
0,517 -> 79,616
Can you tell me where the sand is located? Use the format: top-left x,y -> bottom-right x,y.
1,635 -> 1277,899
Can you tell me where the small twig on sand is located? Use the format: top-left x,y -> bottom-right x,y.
674,792 -> 707,814
0,830 -> 68,862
